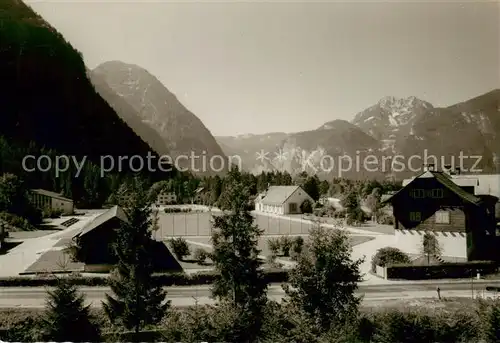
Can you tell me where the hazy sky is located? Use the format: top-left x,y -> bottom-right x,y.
26,0 -> 499,136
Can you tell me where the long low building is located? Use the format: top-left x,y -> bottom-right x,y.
30,189 -> 74,215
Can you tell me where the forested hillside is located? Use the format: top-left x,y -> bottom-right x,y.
0,1 -> 176,207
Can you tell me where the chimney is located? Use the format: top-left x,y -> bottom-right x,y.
423,164 -> 435,172
443,164 -> 452,175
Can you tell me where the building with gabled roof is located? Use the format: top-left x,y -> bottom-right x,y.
255,185 -> 313,215
30,189 -> 74,215
382,165 -> 498,261
71,206 -> 182,272
72,206 -> 128,265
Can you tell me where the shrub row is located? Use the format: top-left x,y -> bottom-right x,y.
3,298 -> 500,342
0,268 -> 289,287
387,260 -> 498,280
163,208 -> 192,213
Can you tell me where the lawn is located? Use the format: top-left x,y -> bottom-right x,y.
155,212 -> 372,239
180,234 -> 374,259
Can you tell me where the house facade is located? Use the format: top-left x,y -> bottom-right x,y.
383,166 -> 497,261
255,185 -> 314,215
30,189 -> 74,215
156,191 -> 177,206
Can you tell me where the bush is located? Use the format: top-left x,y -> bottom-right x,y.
193,248 -> 209,265
268,238 -> 281,256
371,247 -> 412,273
300,199 -> 313,214
42,207 -> 64,219
168,238 -> 190,261
279,236 -> 292,257
3,298 -> 500,342
0,212 -> 37,231
376,213 -> 394,225
266,254 -> 283,269
290,236 -> 304,260
0,269 -> 290,287
333,209 -> 347,219
346,207 -> 366,225
164,208 -> 192,213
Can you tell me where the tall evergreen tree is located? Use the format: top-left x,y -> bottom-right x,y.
103,176 -> 170,335
210,167 -> 267,342
40,277 -> 101,342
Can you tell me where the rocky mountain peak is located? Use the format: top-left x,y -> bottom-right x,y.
377,95 -> 433,113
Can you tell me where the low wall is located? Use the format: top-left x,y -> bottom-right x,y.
395,229 -> 467,259
375,265 -> 387,279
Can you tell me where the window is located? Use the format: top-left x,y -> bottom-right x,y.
289,203 -> 298,213
411,189 -> 425,198
432,189 -> 443,198
435,210 -> 450,224
409,211 -> 421,222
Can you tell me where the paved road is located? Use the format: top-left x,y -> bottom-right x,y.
0,282 -> 497,308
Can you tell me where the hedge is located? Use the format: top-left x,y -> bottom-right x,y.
163,208 -> 192,213
386,260 -> 498,280
0,268 -> 289,287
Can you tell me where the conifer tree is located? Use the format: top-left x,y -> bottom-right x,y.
40,277 -> 101,342
103,176 -> 170,335
210,167 -> 267,342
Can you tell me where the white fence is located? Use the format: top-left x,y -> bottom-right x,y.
154,212 -> 314,239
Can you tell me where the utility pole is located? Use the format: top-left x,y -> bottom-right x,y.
471,269 -> 474,299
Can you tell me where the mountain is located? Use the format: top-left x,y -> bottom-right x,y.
88,69 -> 170,156
0,1 -> 169,177
351,92 -> 499,178
220,90 -> 500,180
274,120 -> 384,180
216,132 -> 288,171
217,121 -> 385,180
91,61 -> 227,174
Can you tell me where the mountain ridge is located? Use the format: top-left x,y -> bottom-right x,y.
216,89 -> 500,179
91,60 -> 228,175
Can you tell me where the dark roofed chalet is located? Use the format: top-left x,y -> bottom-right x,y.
72,206 -> 127,265
382,170 -> 498,261
72,206 -> 183,272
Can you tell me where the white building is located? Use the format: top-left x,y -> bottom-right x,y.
403,165 -> 500,199
156,191 -> 177,206
30,189 -> 74,215
255,185 -> 314,215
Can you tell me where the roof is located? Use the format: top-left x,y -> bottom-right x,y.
380,194 -> 393,203
453,174 -> 500,198
31,189 -> 73,203
382,171 -> 483,206
74,205 -> 128,238
260,185 -> 311,205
